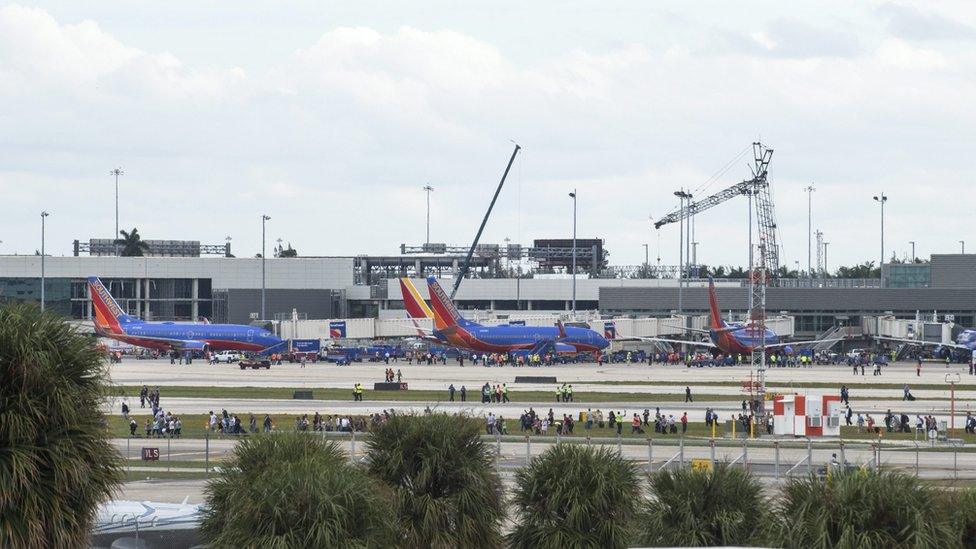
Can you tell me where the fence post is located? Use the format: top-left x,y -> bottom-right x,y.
586,436 -> 592,447
525,435 -> 531,466
807,438 -> 813,475
954,443 -> 959,481
914,442 -> 919,478
617,434 -> 623,456
679,436 -> 685,468
350,430 -> 356,462
556,431 -> 561,445
839,441 -> 845,467
646,438 -> 653,473
875,443 -> 881,473
774,440 -> 780,481
126,436 -> 131,473
743,439 -> 749,470
205,432 -> 210,474
710,438 -> 716,467
167,437 -> 171,473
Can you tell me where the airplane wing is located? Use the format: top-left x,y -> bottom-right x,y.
621,336 -> 718,349
872,336 -> 973,351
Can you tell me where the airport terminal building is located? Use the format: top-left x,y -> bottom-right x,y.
1,249 -> 974,336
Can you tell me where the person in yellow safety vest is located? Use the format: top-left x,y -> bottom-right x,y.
567,384 -> 574,402
555,386 -> 562,402
770,354 -> 777,367
502,383 -> 509,403
626,351 -> 632,363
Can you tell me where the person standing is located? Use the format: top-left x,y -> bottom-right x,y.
460,385 -> 467,402
685,386 -> 693,403
448,384 -> 456,402
680,412 -> 688,434
917,357 -> 922,377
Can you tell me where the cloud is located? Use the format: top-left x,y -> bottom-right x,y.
717,18 -> 862,59
0,6 -> 974,268
878,3 -> 976,41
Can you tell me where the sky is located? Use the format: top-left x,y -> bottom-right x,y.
1,1 -> 974,271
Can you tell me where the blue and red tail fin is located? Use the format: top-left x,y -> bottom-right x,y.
87,277 -> 139,334
707,277 -> 725,330
426,276 -> 475,329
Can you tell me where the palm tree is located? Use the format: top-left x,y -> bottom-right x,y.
771,469 -> 956,548
947,488 -> 976,546
366,414 -> 504,548
0,302 -> 123,547
114,227 -> 150,256
201,432 -> 394,548
636,464 -> 768,547
508,444 -> 642,549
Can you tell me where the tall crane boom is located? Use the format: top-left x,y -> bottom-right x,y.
653,142 -> 780,275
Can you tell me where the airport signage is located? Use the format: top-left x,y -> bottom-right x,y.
141,447 -> 160,461
329,321 -> 347,338
603,322 -> 616,340
292,339 -> 321,352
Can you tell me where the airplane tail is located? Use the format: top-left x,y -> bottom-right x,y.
426,276 -> 475,330
399,278 -> 438,336
87,277 -> 140,335
707,278 -> 724,330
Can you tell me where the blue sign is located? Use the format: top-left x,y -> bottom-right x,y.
603,321 -> 616,340
329,321 -> 346,338
292,339 -> 321,352
509,320 -> 526,326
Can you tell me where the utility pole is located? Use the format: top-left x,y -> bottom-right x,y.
823,242 -> 830,277
873,193 -> 887,285
804,184 -> 815,277
423,185 -> 434,246
674,190 -> 692,313
40,211 -> 49,312
261,214 -> 271,319
110,168 -> 124,255
569,189 -> 577,316
642,243 -> 649,275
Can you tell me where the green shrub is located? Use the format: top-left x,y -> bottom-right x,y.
366,413 -> 504,549
508,444 -> 642,549
202,432 -> 393,548
638,464 -> 768,547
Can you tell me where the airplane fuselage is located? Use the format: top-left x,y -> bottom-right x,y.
709,322 -> 780,355
434,323 -> 609,354
100,321 -> 280,353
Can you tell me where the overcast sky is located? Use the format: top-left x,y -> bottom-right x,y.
1,1 -> 974,270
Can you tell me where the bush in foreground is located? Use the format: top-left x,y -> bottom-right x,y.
508,444 -> 641,549
201,432 -> 393,548
637,463 -> 768,547
772,468 -> 957,548
366,413 -> 504,549
0,302 -> 123,548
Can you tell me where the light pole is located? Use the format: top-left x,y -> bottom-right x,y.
823,242 -> 829,277
961,240 -> 966,254
40,211 -> 49,312
642,243 -> 649,275
804,184 -> 815,277
110,168 -> 124,256
909,241 -> 915,263
261,214 -> 270,319
225,235 -> 232,258
873,193 -> 887,284
423,184 -> 434,246
569,189 -> 577,316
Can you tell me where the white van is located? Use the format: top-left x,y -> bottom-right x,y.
213,351 -> 242,363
